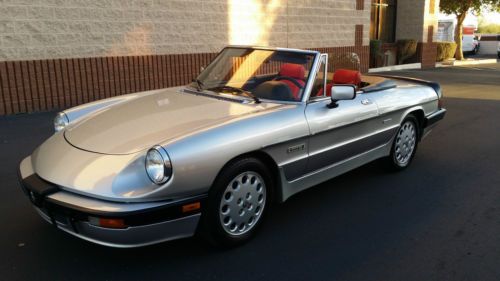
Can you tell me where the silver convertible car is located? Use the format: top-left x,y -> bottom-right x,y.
18,46 -> 446,248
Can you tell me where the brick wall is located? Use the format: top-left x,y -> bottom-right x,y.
0,53 -> 217,115
0,0 -> 372,115
0,0 -> 370,61
0,44 -> 369,115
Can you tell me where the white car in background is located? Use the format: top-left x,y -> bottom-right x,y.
462,35 -> 480,54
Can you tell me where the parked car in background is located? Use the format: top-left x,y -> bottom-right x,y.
497,42 -> 500,58
462,34 -> 480,54
18,46 -> 446,248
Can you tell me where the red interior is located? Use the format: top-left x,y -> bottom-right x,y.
315,69 -> 361,97
277,63 -> 306,99
279,63 -> 305,79
332,69 -> 362,86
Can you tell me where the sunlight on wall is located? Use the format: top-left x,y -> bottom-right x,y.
228,0 -> 284,46
106,24 -> 154,56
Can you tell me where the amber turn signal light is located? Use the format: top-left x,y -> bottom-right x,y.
89,217 -> 127,229
182,202 -> 201,213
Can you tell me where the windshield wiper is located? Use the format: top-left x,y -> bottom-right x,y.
208,85 -> 261,104
191,78 -> 204,92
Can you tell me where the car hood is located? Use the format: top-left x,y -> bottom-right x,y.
64,88 -> 280,155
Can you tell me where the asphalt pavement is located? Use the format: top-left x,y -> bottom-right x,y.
1,63 -> 499,281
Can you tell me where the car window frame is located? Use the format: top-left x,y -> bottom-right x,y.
190,46 -> 321,104
305,53 -> 329,103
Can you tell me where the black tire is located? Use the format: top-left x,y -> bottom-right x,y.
199,157 -> 273,247
386,115 -> 419,171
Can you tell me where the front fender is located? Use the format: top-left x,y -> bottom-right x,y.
158,104 -> 310,199
31,132 -> 161,202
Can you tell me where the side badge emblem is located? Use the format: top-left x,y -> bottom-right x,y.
287,144 -> 305,153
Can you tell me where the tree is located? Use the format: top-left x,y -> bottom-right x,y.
440,0 -> 500,60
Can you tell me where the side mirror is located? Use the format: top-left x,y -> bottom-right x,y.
327,85 -> 356,108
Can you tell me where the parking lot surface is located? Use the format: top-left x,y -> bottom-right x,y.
1,63 -> 499,281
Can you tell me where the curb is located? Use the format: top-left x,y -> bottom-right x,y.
368,63 -> 422,73
437,58 -> 498,67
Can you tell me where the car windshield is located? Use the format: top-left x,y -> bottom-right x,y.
190,47 -> 316,102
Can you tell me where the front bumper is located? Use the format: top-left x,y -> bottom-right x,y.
19,157 -> 205,248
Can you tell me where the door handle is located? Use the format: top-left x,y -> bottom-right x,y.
361,99 -> 372,105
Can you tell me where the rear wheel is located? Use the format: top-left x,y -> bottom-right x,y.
386,115 -> 419,170
199,157 -> 272,247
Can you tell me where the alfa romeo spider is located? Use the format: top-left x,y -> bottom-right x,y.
18,46 -> 446,247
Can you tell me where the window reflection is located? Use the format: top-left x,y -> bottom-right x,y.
370,0 -> 397,43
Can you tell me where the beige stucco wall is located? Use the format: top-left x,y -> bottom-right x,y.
423,0 -> 439,42
396,0 -> 439,42
0,0 -> 370,61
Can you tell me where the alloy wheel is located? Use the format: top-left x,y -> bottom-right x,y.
394,121 -> 417,166
219,171 -> 267,236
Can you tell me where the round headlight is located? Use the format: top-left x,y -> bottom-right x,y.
145,146 -> 172,185
54,112 -> 69,132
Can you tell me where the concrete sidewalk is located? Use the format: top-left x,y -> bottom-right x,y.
369,56 -> 498,73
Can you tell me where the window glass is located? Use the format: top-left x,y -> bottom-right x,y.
309,55 -> 327,100
192,47 -> 315,102
370,0 -> 397,43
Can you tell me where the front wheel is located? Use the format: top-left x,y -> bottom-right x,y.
386,115 -> 419,170
199,158 -> 272,247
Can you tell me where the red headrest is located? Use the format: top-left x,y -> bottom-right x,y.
279,63 -> 305,80
333,69 -> 361,86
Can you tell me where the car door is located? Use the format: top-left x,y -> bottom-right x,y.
304,93 -> 381,174
303,54 -> 381,174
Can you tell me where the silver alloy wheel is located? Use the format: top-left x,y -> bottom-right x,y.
219,171 -> 267,236
394,120 -> 417,166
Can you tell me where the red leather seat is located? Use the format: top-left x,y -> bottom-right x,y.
333,69 -> 362,86
276,63 -> 306,100
316,69 -> 361,97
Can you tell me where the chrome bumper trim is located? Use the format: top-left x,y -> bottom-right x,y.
34,206 -> 200,248
46,190 -> 206,217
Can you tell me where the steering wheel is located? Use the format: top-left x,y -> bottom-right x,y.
273,76 -> 305,89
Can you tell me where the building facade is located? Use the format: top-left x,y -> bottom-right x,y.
370,0 -> 438,68
0,0 -> 438,115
